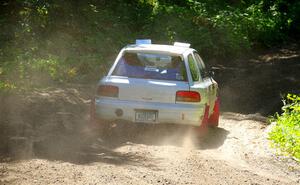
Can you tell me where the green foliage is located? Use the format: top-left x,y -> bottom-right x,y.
0,80 -> 16,91
1,54 -> 110,86
269,94 -> 300,161
0,0 -> 299,86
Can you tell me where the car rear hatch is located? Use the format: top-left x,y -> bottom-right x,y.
105,51 -> 193,103
103,76 -> 190,104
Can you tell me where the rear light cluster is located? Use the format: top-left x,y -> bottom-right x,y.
176,91 -> 201,102
97,85 -> 119,97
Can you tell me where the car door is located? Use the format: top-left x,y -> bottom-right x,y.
186,53 -> 210,107
193,52 -> 218,114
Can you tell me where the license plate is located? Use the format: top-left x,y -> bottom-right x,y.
135,110 -> 157,123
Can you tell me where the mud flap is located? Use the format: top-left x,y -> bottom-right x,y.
201,104 -> 210,128
208,97 -> 220,127
89,98 -> 111,135
89,97 -> 97,128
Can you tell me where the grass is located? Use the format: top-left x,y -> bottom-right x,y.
269,94 -> 300,161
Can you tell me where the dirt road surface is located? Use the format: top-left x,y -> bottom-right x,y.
1,112 -> 299,185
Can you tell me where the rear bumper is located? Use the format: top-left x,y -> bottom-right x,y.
95,97 -> 205,126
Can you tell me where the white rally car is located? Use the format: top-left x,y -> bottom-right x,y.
91,40 -> 219,130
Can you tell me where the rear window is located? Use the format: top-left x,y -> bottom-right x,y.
112,52 -> 187,81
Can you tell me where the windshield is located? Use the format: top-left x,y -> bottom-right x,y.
112,52 -> 187,81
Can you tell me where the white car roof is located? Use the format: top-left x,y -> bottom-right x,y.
124,44 -> 194,55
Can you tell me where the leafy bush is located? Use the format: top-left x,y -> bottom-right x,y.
0,0 -> 299,86
269,94 -> 300,161
0,80 -> 16,91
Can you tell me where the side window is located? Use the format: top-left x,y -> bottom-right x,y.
194,52 -> 207,78
188,54 -> 199,82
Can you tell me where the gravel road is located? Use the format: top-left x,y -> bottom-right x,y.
1,112 -> 299,185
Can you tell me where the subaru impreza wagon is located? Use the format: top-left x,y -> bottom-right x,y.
91,40 -> 219,130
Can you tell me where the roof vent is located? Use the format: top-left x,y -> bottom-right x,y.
136,39 -> 152,45
174,42 -> 191,48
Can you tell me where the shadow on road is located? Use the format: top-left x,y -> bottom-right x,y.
99,123 -> 230,150
0,123 -> 231,166
26,123 -> 229,166
32,133 -> 159,168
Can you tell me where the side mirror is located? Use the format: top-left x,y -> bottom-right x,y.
207,69 -> 215,77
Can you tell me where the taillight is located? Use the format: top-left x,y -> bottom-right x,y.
176,91 -> 201,102
97,85 -> 119,97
